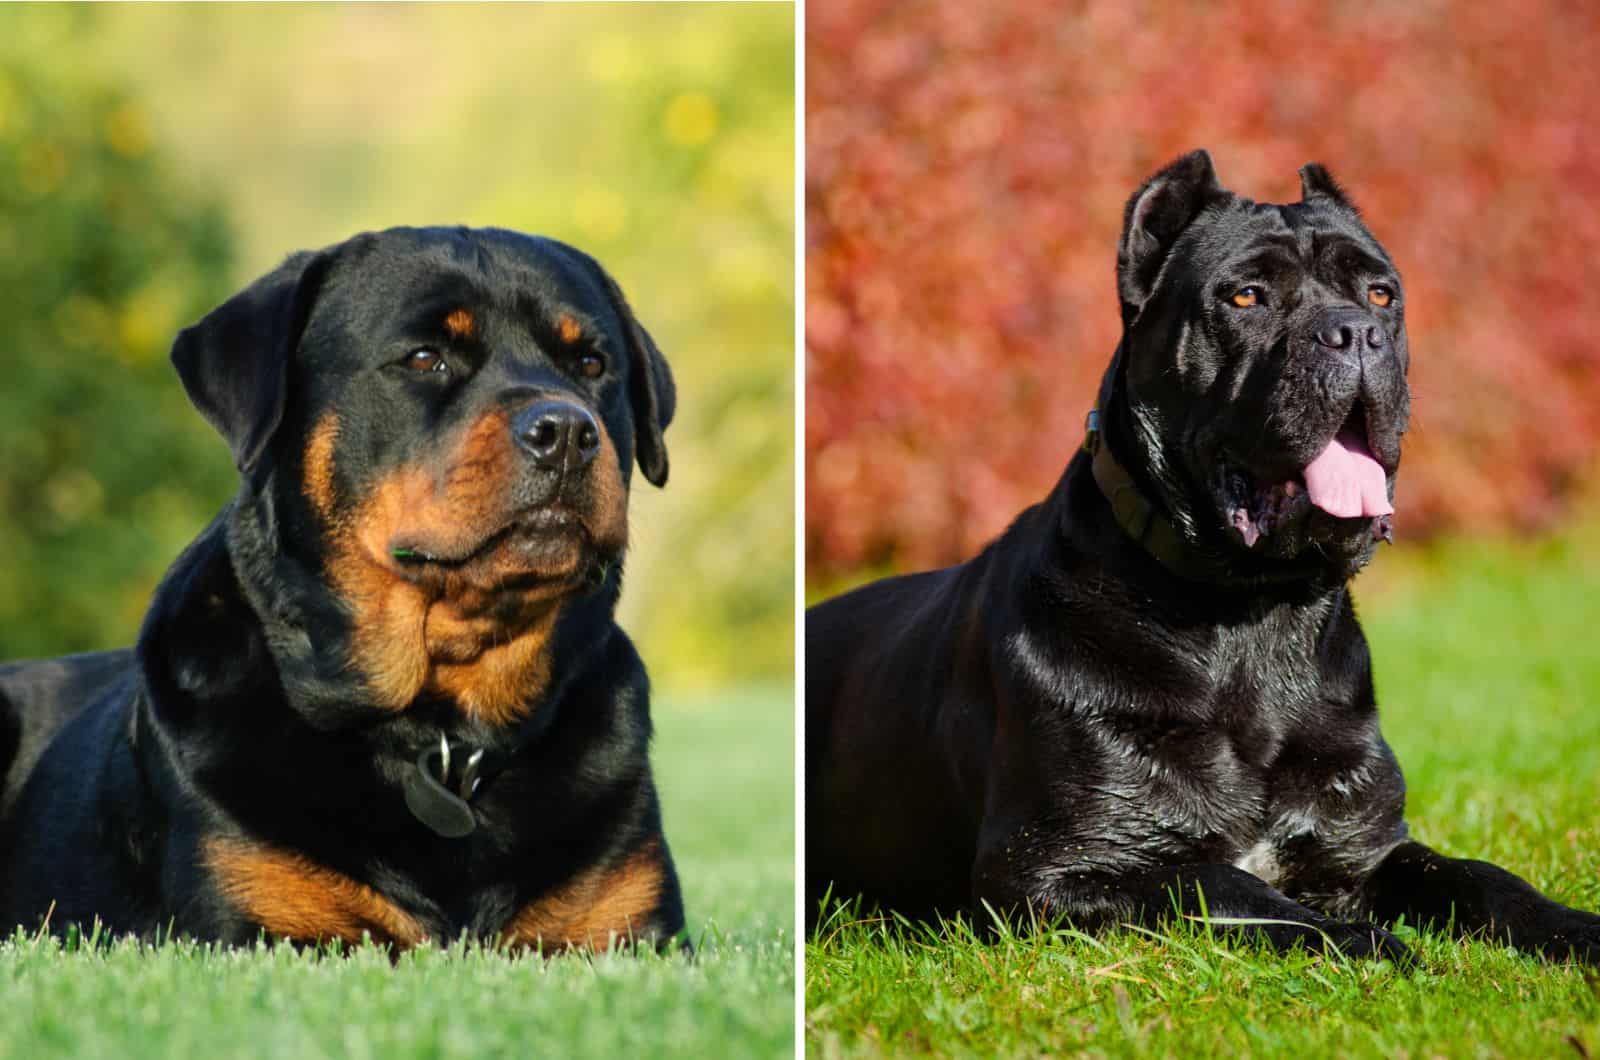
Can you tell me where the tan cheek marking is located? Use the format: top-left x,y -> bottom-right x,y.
501,839 -> 666,952
435,410 -> 519,533
322,406 -> 629,724
333,411 -> 516,712
444,308 -> 476,339
421,416 -> 626,722
203,837 -> 425,947
589,418 -> 629,553
326,410 -> 565,721
348,412 -> 519,566
411,408 -> 589,723
303,414 -> 340,520
557,314 -> 583,344
332,470 -> 434,711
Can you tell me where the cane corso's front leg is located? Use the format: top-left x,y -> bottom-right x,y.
973,853 -> 1414,963
1366,840 -> 1600,963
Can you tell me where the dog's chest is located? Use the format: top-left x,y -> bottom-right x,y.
1077,619 -> 1331,866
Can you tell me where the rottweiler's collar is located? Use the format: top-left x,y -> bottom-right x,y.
1082,409 -> 1217,580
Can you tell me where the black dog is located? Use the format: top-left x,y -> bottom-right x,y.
0,227 -> 684,950
807,151 -> 1599,964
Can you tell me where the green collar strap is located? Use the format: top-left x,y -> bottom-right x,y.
1082,409 -> 1214,580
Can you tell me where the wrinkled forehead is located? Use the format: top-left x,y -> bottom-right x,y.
306,229 -> 621,361
1183,198 -> 1396,278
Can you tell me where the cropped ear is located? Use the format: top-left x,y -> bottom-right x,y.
1299,162 -> 1357,212
594,268 -> 676,489
170,250 -> 330,474
1117,149 -> 1227,320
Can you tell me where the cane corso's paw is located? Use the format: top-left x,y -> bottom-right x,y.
1528,909 -> 1600,965
1316,920 -> 1415,966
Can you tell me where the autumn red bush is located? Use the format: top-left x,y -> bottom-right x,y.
806,0 -> 1600,580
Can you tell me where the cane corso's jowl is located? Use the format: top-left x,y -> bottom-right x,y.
807,151 -> 1600,964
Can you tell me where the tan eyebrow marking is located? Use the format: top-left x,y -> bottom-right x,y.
557,314 -> 583,344
444,308 -> 476,339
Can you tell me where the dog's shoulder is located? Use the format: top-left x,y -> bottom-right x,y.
1,650 -> 136,817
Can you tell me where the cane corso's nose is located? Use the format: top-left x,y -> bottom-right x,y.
514,400 -> 602,470
1313,307 -> 1385,355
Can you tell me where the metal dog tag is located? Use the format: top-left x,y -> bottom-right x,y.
404,744 -> 477,838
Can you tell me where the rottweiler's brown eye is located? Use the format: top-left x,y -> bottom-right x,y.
1368,285 -> 1394,308
1231,286 -> 1265,308
405,348 -> 447,374
578,354 -> 605,379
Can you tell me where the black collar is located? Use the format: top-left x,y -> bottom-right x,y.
1082,409 -> 1219,581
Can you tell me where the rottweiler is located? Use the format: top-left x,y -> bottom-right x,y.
0,226 -> 685,951
807,151 -> 1600,964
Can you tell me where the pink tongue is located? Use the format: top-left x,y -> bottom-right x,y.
1302,428 -> 1393,519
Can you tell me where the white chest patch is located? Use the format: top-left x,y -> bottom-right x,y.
1233,841 -> 1283,887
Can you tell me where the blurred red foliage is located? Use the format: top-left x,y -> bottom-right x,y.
806,0 -> 1600,580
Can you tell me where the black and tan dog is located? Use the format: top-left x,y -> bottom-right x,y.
0,226 -> 684,950
807,151 -> 1600,964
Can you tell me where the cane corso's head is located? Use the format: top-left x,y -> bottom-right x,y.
169,227 -> 674,724
1106,150 -> 1409,579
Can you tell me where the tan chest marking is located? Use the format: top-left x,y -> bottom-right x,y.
501,839 -> 666,952
204,837 -> 425,947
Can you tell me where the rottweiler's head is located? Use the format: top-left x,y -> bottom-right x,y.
1106,150 -> 1410,580
171,227 -> 674,724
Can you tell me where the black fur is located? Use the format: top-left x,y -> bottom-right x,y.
806,152 -> 1600,965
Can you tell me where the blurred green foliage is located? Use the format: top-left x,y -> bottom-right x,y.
0,5 -> 795,692
0,14 -> 237,656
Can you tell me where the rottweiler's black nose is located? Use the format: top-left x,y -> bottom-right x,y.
1314,308 -> 1385,353
513,400 -> 601,471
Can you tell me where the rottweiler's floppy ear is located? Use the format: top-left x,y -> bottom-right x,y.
1117,149 -> 1227,318
595,269 -> 677,489
1299,162 -> 1357,212
170,250 -> 330,474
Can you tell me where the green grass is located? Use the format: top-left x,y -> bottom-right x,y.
806,533 -> 1600,1057
0,686 -> 795,1060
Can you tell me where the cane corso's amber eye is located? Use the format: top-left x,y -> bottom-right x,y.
578,353 -> 606,379
404,348 -> 448,374
1367,285 -> 1394,308
1231,286 -> 1265,309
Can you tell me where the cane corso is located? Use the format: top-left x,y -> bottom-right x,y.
807,151 -> 1600,964
0,226 -> 685,951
